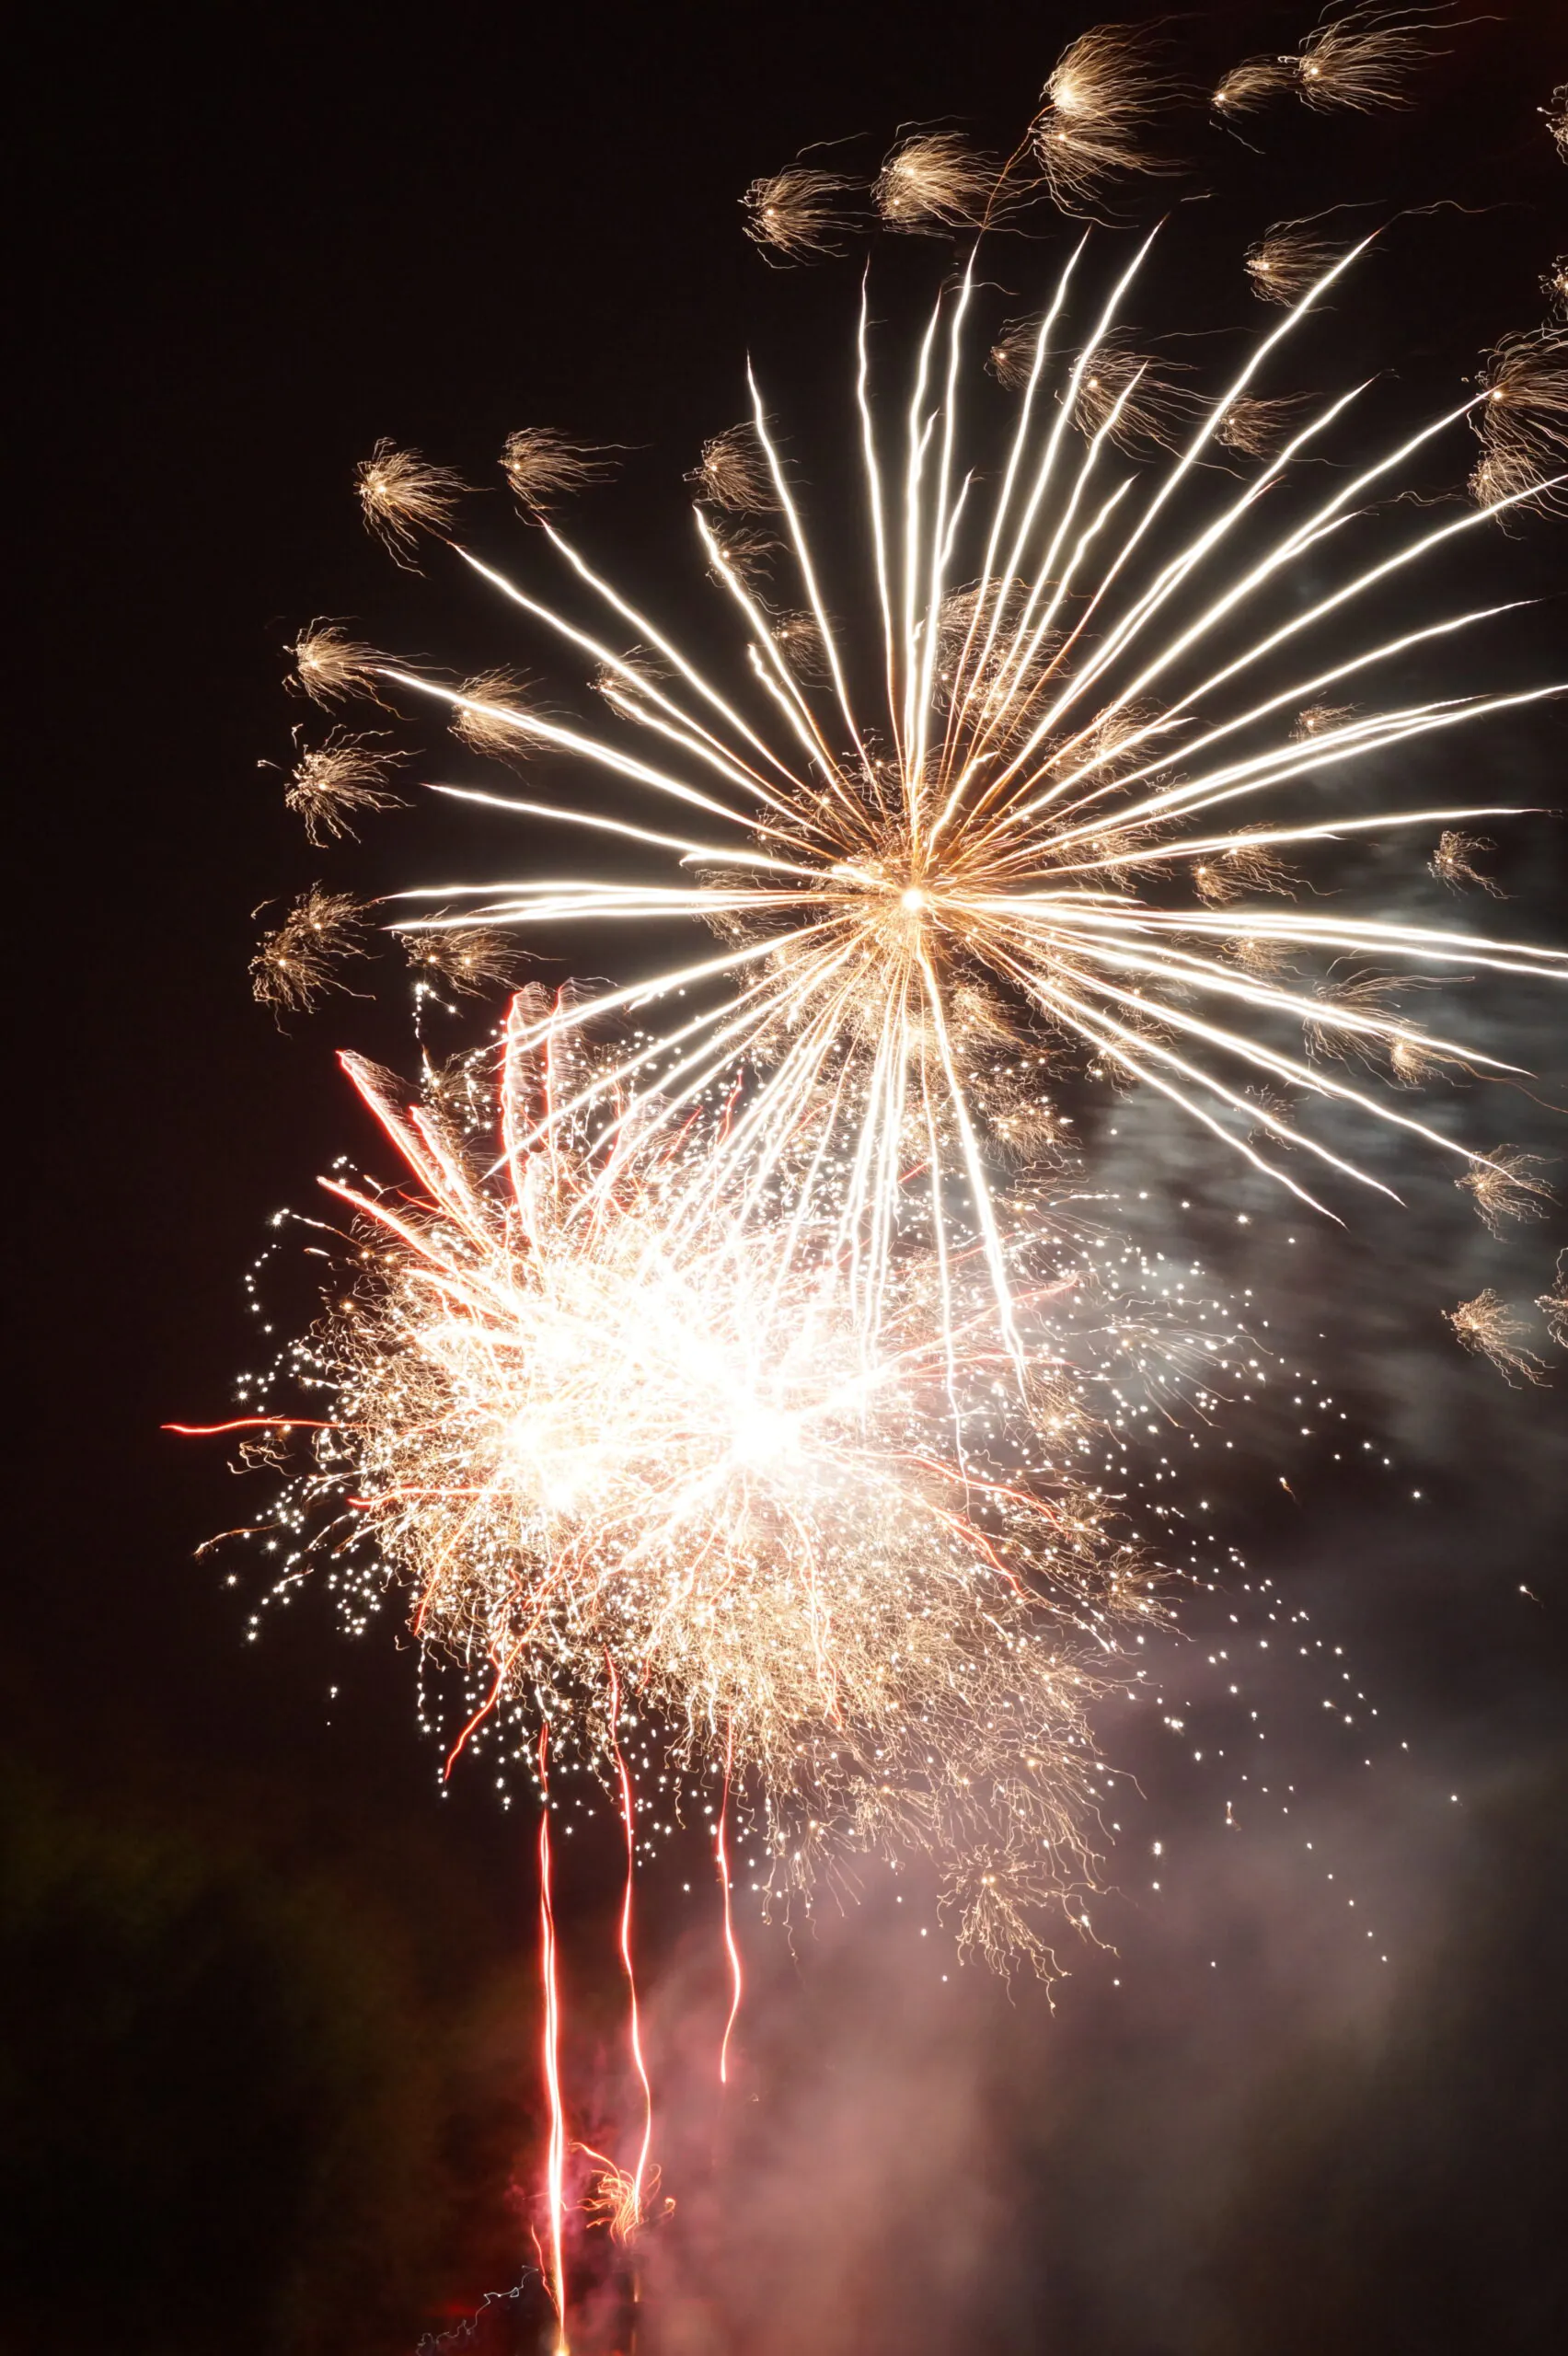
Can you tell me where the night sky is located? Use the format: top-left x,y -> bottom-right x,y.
9,5 -> 1568,2351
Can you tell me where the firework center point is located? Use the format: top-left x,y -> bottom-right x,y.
728,1399 -> 800,1469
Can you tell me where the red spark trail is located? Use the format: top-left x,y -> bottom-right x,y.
606,1657 -> 654,2221
536,1725 -> 571,2353
714,1719 -> 744,2085
162,1417 -> 338,1436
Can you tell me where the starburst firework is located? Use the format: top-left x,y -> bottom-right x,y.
299,229 -> 1565,1353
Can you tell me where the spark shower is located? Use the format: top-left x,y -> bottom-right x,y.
198,12 -> 1565,2346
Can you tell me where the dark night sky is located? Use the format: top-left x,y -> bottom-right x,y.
8,5 -> 1568,2352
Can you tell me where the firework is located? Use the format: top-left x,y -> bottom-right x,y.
714,1725 -> 744,2082
605,1659 -> 654,2233
402,924 -> 528,995
536,1725 -> 571,2344
1468,326 -> 1568,510
1447,1288 -> 1546,1383
1291,699 -> 1359,744
296,229 -> 1566,1357
686,424 -> 777,514
1539,1253 -> 1568,1349
1211,55 -> 1296,121
987,318 -> 1046,394
254,1000 -> 1154,1971
1213,4 -> 1455,123
1214,391 -> 1312,459
1029,24 -> 1185,214
1429,828 -> 1502,895
1061,334 -> 1201,456
702,510 -> 779,591
1295,5 -> 1447,113
1244,220 -> 1353,306
355,440 -> 469,563
447,667 -> 549,760
1549,84 -> 1568,163
1457,1146 -> 1553,1236
290,621 -> 386,708
250,885 -> 370,1012
766,607 -> 832,685
229,95 -> 1568,2351
501,428 -> 617,515
872,133 -> 1003,234
742,166 -> 859,261
281,728 -> 409,845
222,47 -> 1568,2356
1215,8 -> 1452,123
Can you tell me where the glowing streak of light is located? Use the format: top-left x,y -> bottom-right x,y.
163,1416 -> 338,1435
715,1721 -> 744,2085
606,1657 -> 654,2223
536,1724 -> 571,2354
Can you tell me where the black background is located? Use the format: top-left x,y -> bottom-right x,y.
8,5 -> 1568,2350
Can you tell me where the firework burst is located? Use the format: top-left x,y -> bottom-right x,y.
303,228 -> 1565,1355
872,132 -> 1005,234
1029,23 -> 1186,214
281,728 -> 409,845
1295,4 -> 1450,113
251,885 -> 371,1013
1244,220 -> 1354,306
290,621 -> 386,709
248,999 -> 1159,1972
1215,5 -> 1453,121
501,428 -> 618,516
402,923 -> 529,996
1457,1146 -> 1554,1236
1429,828 -> 1502,896
1469,325 -> 1568,509
355,441 -> 470,564
742,166 -> 860,262
1447,1288 -> 1547,1384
